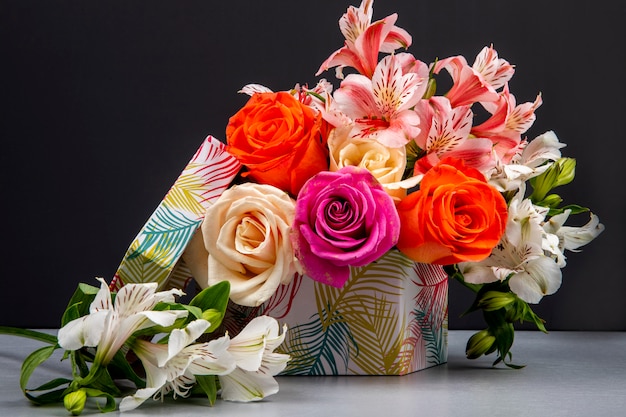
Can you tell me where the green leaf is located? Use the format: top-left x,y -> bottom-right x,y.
190,281 -> 230,311
189,281 -> 230,331
20,345 -> 62,404
202,309 -> 224,333
62,304 -> 84,327
0,326 -> 57,344
21,345 -> 57,391
109,349 -> 146,389
194,375 -> 218,406
27,377 -> 72,392
87,368 -> 121,397
518,302 -> 548,333
181,304 -> 204,321
24,388 -> 67,405
72,350 -> 92,379
82,388 -> 117,413
61,283 -> 100,326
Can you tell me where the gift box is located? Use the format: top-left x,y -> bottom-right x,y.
113,138 -> 448,375
223,250 -> 448,375
110,136 -> 241,292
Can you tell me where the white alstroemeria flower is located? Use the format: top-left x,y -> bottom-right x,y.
505,190 -> 548,248
119,319 -> 236,412
543,209 -> 605,252
505,248 -> 562,304
487,131 -> 566,192
460,239 -> 562,304
57,278 -> 187,367
542,231 -> 567,268
219,316 -> 290,402
460,192 -> 562,303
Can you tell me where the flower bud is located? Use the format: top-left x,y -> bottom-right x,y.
202,308 -> 222,332
477,291 -> 517,311
466,329 -> 496,359
64,389 -> 87,416
530,164 -> 559,201
553,158 -> 576,188
530,158 -> 576,202
423,77 -> 437,99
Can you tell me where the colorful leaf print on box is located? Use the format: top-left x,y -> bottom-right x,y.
223,250 -> 448,375
111,136 -> 241,291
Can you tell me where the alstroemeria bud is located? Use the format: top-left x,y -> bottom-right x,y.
423,76 -> 437,99
477,291 -> 517,311
530,157 -> 576,202
466,329 -> 496,359
530,164 -> 559,201
553,158 -> 576,188
202,308 -> 222,332
64,389 -> 87,416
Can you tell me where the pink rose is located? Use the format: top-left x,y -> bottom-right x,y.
291,166 -> 400,287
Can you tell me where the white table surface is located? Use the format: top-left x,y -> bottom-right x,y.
1,330 -> 624,417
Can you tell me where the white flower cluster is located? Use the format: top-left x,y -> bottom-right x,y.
57,278 -> 289,412
459,132 -> 604,303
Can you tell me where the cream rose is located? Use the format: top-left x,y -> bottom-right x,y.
183,183 -> 300,307
328,127 -> 420,199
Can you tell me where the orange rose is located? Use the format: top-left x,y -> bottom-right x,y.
226,91 -> 329,196
396,157 -> 508,265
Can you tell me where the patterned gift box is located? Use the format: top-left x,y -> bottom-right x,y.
113,137 -> 448,375
223,251 -> 448,375
110,136 -> 241,292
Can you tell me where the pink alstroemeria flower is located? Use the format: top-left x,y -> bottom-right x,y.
434,45 -> 514,108
412,96 -> 495,175
316,0 -> 412,79
472,45 -> 516,90
333,53 -> 429,148
472,84 -> 543,164
291,166 -> 400,288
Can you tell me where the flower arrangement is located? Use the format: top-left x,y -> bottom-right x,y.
186,0 -> 603,367
1,0 -> 605,414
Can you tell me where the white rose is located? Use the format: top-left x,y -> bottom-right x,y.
328,126 -> 420,199
183,183 -> 300,307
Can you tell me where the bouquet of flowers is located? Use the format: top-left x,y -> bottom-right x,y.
183,0 -> 603,366
1,0 -> 604,414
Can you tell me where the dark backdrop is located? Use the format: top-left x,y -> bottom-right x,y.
2,0 -> 624,330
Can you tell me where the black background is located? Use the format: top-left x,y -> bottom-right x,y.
2,0 -> 624,330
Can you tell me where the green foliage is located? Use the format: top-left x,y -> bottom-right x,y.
20,345 -> 68,405
61,283 -> 100,326
194,375 -> 219,406
109,349 -> 146,388
189,281 -> 231,332
529,157 -> 576,203
450,266 -> 547,369
0,326 -> 57,344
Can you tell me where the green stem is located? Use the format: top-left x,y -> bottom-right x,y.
64,354 -> 105,395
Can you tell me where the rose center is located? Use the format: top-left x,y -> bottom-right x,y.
236,217 -> 265,252
316,198 -> 366,248
326,199 -> 354,228
455,212 -> 473,227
